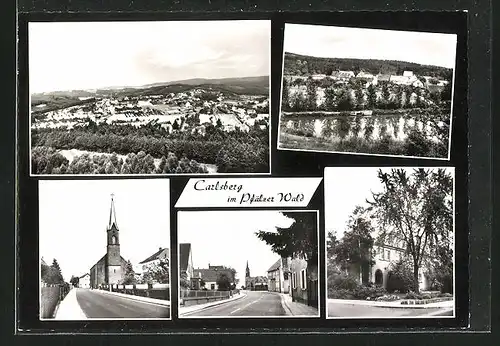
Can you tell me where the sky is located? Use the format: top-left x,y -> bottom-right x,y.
178,211 -> 301,284
39,179 -> 170,282
324,167 -> 455,239
29,20 -> 270,93
284,24 -> 457,68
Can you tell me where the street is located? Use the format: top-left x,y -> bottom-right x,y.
76,289 -> 171,319
328,302 -> 454,318
182,291 -> 285,317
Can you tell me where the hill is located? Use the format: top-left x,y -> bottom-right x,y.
283,52 -> 453,79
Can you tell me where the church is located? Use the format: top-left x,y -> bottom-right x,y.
89,194 -> 129,288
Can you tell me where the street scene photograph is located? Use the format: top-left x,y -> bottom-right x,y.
324,167 -> 455,318
177,210 -> 319,318
39,179 -> 171,320
29,20 -> 270,175
279,24 -> 457,159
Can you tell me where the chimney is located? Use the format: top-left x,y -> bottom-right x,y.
159,247 -> 162,251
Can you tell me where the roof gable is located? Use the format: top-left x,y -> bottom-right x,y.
139,248 -> 170,264
267,258 -> 282,272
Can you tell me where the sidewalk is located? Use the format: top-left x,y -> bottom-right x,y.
327,298 -> 454,309
270,292 -> 319,317
54,288 -> 87,320
96,289 -> 170,306
179,291 -> 247,316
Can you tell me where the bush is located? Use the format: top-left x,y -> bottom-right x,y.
328,272 -> 359,290
386,260 -> 417,293
375,294 -> 401,302
351,284 -> 387,300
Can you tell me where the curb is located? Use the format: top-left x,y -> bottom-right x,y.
268,291 -> 294,316
328,299 -> 453,310
96,289 -> 171,306
180,293 -> 247,317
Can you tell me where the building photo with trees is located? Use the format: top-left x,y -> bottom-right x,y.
324,167 -> 455,319
278,24 -> 457,159
177,210 -> 319,318
38,179 -> 171,320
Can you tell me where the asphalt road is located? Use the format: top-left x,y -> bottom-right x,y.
184,291 -> 286,317
76,289 -> 170,319
328,302 -> 454,318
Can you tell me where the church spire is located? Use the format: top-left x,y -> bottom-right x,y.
108,193 -> 118,229
246,260 -> 250,278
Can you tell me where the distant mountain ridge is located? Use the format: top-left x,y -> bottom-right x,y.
283,52 -> 453,79
32,76 -> 269,98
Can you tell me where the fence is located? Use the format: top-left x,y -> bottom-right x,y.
180,289 -> 240,306
97,283 -> 170,301
40,285 -> 70,319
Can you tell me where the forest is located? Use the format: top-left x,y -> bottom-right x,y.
283,52 -> 453,80
31,121 -> 269,174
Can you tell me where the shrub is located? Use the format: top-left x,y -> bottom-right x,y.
328,272 -> 360,290
351,284 -> 387,300
386,260 -> 417,293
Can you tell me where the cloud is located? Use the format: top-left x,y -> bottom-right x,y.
29,20 -> 270,92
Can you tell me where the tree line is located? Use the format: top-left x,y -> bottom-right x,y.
283,52 -> 453,80
32,122 -> 269,174
41,258 -> 65,285
282,77 -> 452,113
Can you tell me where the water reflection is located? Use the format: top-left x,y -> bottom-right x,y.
284,115 -> 436,142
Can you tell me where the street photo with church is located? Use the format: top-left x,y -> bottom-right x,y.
325,166 -> 455,318
39,179 -> 171,320
177,210 -> 319,318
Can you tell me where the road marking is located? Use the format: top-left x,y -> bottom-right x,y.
230,294 -> 263,315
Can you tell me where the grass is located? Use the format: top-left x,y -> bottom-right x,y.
279,132 -> 409,157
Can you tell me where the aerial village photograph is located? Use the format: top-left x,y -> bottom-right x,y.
39,179 -> 171,320
278,24 -> 457,159
29,20 -> 270,175
177,210 -> 319,318
324,167 -> 455,318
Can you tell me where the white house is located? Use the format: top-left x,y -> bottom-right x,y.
79,273 -> 90,288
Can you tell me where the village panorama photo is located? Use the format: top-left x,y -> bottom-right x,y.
278,24 -> 457,159
39,179 -> 171,320
177,210 -> 319,318
29,20 -> 270,176
324,167 -> 455,319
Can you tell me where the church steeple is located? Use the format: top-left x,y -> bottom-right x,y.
246,260 -> 250,278
108,193 -> 118,230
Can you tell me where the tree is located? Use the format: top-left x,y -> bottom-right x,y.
70,275 -> 80,287
282,78 -> 290,110
216,273 -> 232,291
140,259 -> 169,284
367,168 -> 453,293
179,272 -> 190,289
305,78 -> 318,110
122,260 -> 137,285
256,212 -> 318,279
367,84 -> 377,109
324,87 -> 336,111
331,206 -> 375,284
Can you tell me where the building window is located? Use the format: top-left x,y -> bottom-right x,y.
292,272 -> 297,289
111,235 -> 116,244
387,250 -> 391,261
300,269 -> 307,290
211,284 -> 215,290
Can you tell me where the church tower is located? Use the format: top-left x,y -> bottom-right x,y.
246,260 -> 250,278
106,193 -> 122,284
